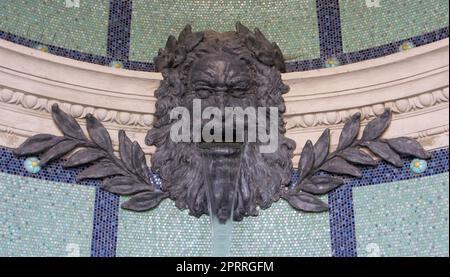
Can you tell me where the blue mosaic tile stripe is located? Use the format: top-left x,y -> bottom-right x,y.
0,147 -> 95,186
91,188 -> 119,257
329,147 -> 449,257
285,58 -> 323,73
337,27 -> 449,66
107,0 -> 133,61
328,184 -> 356,256
315,0 -> 343,59
0,147 -> 118,257
0,30 -> 112,66
123,60 -> 157,72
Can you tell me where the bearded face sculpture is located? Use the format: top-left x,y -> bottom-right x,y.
146,24 -> 296,222
14,23 -> 430,223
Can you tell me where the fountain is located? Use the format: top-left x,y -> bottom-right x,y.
201,143 -> 244,256
11,22 -> 431,258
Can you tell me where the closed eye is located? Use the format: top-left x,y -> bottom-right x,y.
193,81 -> 216,92
229,79 -> 252,91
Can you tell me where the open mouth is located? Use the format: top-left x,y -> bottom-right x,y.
198,128 -> 245,154
198,142 -> 243,155
199,142 -> 243,224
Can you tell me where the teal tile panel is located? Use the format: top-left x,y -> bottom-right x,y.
116,198 -> 331,256
130,0 -> 320,62
340,0 -> 449,52
353,173 -> 449,257
0,172 -> 96,257
0,0 -> 109,55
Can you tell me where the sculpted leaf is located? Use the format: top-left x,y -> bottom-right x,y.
14,134 -> 65,156
320,157 -> 362,177
364,140 -> 403,167
40,139 -> 79,166
313,128 -> 330,168
51,104 -> 86,140
101,176 -> 150,195
236,21 -> 251,35
387,137 -> 431,159
145,127 -> 170,147
86,114 -> 113,152
361,109 -> 391,141
286,192 -> 329,212
64,148 -> 105,168
118,130 -> 134,172
76,160 -> 125,181
173,46 -> 186,67
177,24 -> 192,42
165,35 -> 177,52
337,113 -> 361,150
297,140 -> 315,182
182,32 -> 204,53
338,148 -> 377,166
299,176 -> 344,195
132,141 -> 150,182
121,191 -> 167,212
272,42 -> 286,73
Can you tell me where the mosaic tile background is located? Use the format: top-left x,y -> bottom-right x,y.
116,197 -> 330,257
116,200 -> 212,257
0,0 -> 109,56
0,0 -> 448,71
329,147 -> 449,257
353,173 -> 449,257
0,147 -> 118,257
130,0 -> 320,62
0,172 -> 95,257
340,0 -> 449,53
0,146 -> 448,256
230,200 -> 330,256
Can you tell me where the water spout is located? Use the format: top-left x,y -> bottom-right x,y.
201,143 -> 244,256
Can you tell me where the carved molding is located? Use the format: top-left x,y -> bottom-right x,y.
0,87 -> 154,127
285,87 -> 449,130
0,38 -> 448,163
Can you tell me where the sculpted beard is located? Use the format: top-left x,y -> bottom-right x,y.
146,31 -> 295,222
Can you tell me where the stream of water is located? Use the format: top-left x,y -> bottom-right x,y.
210,216 -> 234,256
202,143 -> 244,257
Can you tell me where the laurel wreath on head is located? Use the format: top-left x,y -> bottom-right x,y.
154,22 -> 286,73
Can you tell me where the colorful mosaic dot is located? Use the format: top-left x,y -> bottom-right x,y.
410,159 -> 427,174
34,44 -> 49,53
325,57 -> 340,68
24,157 -> 41,174
399,41 -> 415,52
109,60 -> 124,69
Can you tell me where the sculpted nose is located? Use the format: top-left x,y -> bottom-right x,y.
218,94 -> 225,112
215,87 -> 228,111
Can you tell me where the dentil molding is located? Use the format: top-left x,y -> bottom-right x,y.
0,38 -> 448,164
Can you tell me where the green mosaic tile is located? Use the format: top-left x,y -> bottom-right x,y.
129,0 -> 320,62
0,0 -> 109,55
340,0 -> 449,53
353,173 -> 449,257
230,200 -> 331,256
0,172 -> 95,257
116,197 -> 330,257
